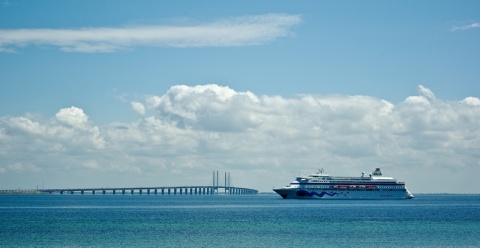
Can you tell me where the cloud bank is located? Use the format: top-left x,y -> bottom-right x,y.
0,13 -> 301,53
1,85 -> 479,193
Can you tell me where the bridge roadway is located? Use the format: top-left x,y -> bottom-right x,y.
36,186 -> 258,195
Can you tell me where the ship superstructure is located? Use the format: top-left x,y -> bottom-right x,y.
273,168 -> 414,199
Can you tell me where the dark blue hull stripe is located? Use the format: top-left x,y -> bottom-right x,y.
296,190 -> 339,197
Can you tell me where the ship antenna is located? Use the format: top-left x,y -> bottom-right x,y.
319,168 -> 324,175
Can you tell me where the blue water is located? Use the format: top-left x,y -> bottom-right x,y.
1,194 -> 479,247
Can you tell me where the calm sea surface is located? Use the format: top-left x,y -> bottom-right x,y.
1,194 -> 479,247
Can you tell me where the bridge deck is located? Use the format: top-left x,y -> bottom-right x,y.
21,186 -> 259,195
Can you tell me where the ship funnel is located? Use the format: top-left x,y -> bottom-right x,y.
372,168 -> 382,176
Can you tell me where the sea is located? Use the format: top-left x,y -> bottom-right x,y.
1,193 -> 479,247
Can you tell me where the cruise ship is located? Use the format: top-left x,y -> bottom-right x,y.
273,168 -> 414,199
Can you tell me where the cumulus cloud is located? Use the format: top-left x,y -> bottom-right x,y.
0,13 -> 301,53
461,97 -> 480,106
131,101 -> 146,116
0,85 -> 479,193
7,116 -> 45,135
147,84 -> 260,131
0,107 -> 105,156
55,106 -> 89,129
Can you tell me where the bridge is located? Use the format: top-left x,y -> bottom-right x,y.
36,186 -> 257,195
0,171 -> 258,195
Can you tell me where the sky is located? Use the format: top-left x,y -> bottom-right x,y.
1,1 -> 479,193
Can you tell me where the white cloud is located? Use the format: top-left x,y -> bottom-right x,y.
1,107 -> 105,153
0,85 -> 479,193
451,22 -> 480,31
55,106 -> 89,129
131,101 -> 146,116
0,13 -> 302,53
149,84 -> 260,131
51,107 -> 105,149
418,84 -> 435,100
461,97 -> 480,106
7,116 -> 45,134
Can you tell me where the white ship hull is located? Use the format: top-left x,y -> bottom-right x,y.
273,188 -> 414,200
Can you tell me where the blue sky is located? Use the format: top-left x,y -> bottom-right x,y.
1,1 -> 479,193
